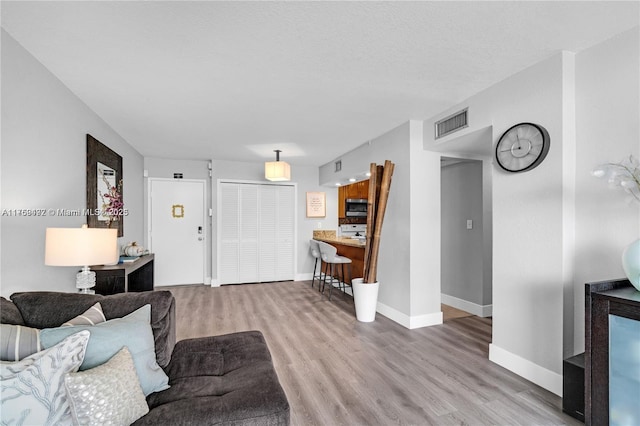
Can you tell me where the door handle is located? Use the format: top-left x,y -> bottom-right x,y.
198,237 -> 203,241
198,226 -> 203,234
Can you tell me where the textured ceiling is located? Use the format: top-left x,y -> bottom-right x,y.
2,1 -> 638,166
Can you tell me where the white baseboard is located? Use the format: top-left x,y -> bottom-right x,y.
441,293 -> 492,317
295,273 -> 313,281
376,302 -> 443,329
489,343 -> 563,396
321,286 -> 441,330
210,279 -> 220,287
409,311 -> 444,329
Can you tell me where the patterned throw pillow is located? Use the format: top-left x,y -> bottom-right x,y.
62,302 -> 106,326
0,330 -> 90,426
0,324 -> 41,361
0,302 -> 106,361
65,347 -> 149,425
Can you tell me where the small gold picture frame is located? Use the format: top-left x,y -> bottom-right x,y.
172,204 -> 184,218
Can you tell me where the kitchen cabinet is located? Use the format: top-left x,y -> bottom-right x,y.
346,180 -> 369,200
338,180 -> 369,219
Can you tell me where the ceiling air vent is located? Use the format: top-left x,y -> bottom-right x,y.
435,108 -> 468,139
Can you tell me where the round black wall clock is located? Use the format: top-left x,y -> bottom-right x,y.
495,122 -> 550,173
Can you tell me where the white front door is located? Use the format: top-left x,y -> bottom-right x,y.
149,179 -> 206,286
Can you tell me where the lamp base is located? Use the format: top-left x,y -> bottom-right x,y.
76,266 -> 96,294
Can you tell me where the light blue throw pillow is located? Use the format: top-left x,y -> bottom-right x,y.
40,304 -> 169,396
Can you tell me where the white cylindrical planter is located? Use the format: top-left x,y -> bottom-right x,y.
352,278 -> 379,322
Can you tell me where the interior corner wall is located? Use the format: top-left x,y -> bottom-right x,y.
0,30 -> 144,297
408,120 -> 442,325
210,159 -> 336,284
424,52 -> 568,395
143,157 -> 213,282
573,27 -> 640,353
486,54 -> 569,396
320,122 -> 413,324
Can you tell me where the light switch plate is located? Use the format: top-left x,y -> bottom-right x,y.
467,220 -> 473,230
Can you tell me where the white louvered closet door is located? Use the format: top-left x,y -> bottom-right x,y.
239,184 -> 259,283
275,185 -> 295,281
219,182 -> 295,285
259,185 -> 278,282
219,183 -> 240,284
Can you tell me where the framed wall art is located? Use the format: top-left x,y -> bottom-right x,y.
306,192 -> 326,218
86,134 -> 124,237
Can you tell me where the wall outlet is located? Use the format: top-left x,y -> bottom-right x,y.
466,220 -> 473,230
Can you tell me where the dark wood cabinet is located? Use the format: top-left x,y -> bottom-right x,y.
338,186 -> 346,219
313,238 -> 364,283
338,180 -> 369,220
345,180 -> 369,199
91,254 -> 154,295
334,242 -> 364,282
563,353 -> 585,421
585,279 -> 640,425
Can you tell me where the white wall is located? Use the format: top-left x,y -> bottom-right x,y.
489,48 -> 569,394
320,121 -> 443,327
0,31 -> 144,297
573,27 -> 640,352
425,52 -> 570,395
320,123 -> 412,317
211,159 -> 337,284
422,27 -> 640,396
408,121 -> 442,326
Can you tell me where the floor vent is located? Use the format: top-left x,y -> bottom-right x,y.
435,108 -> 468,139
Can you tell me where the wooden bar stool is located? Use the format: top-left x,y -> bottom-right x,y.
317,241 -> 352,300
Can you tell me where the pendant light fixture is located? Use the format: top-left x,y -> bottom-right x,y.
265,149 -> 291,181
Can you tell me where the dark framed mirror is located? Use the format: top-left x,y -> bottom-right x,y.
86,134 -> 123,237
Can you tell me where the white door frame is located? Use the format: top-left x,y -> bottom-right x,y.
216,179 -> 297,286
147,178 -> 208,285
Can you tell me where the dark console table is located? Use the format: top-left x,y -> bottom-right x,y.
91,254 -> 154,295
585,278 -> 640,425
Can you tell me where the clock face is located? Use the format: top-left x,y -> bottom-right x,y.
495,123 -> 550,173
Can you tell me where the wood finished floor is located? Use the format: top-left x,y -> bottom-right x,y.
441,304 -> 474,322
165,281 -> 581,426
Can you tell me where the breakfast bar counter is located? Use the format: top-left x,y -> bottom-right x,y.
313,232 -> 365,283
314,235 -> 366,248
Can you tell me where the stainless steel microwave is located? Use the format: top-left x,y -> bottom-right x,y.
345,198 -> 368,217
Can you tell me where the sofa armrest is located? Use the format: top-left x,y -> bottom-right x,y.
1,297 -> 24,325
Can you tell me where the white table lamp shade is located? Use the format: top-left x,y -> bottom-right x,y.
45,227 -> 118,266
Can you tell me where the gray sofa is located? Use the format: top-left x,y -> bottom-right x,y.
1,290 -> 290,425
